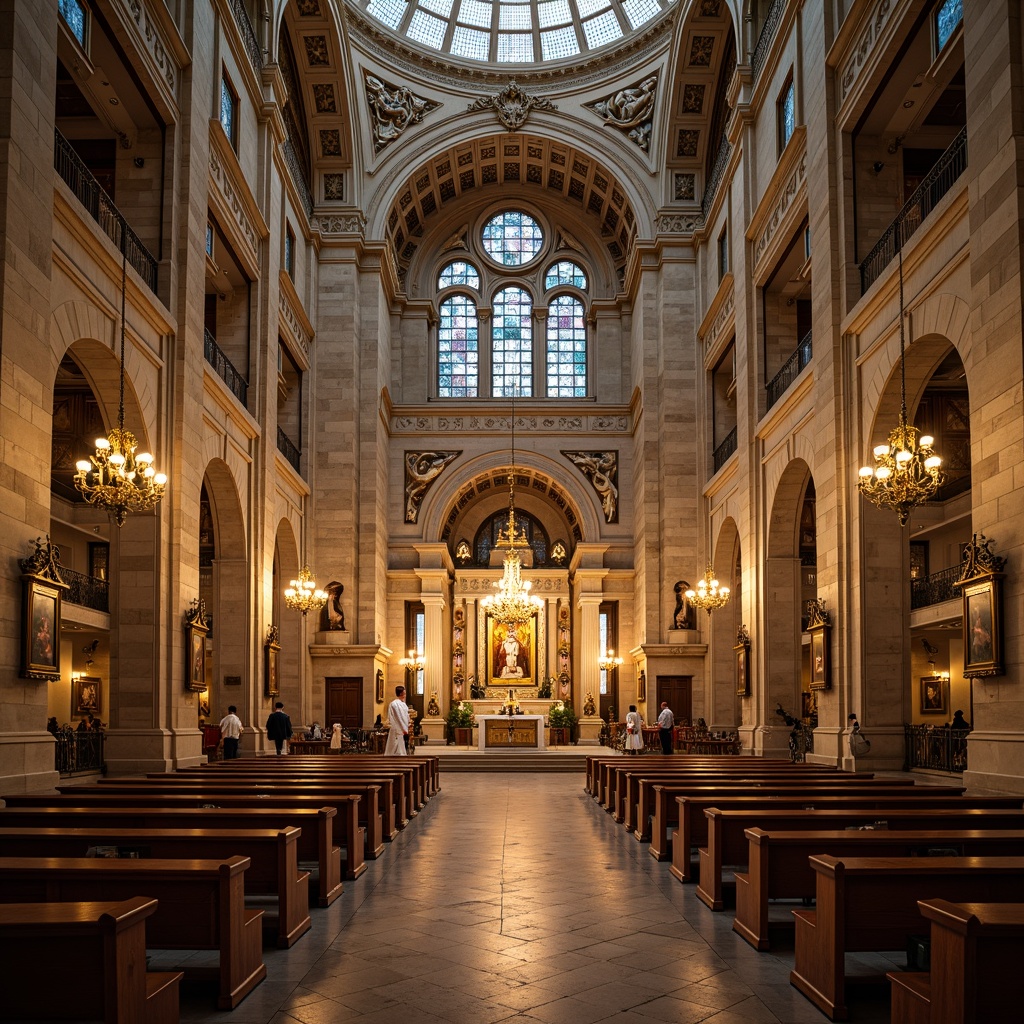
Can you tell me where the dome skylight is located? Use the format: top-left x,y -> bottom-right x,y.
360,0 -> 674,64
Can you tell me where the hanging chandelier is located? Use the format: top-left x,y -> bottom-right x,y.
481,391 -> 544,628
74,246 -> 166,526
284,564 -> 327,616
399,649 -> 425,672
686,565 -> 731,614
598,648 -> 623,672
858,245 -> 944,525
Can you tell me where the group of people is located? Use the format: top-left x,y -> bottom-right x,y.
623,702 -> 676,755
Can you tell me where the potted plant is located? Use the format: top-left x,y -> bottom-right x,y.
446,700 -> 475,746
548,700 -> 577,745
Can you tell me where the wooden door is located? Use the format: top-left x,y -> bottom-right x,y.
655,676 -> 692,725
326,677 -> 363,729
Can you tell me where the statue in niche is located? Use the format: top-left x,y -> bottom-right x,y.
563,451 -> 618,523
321,581 -> 346,631
365,74 -> 439,153
405,451 -> 460,523
672,580 -> 696,630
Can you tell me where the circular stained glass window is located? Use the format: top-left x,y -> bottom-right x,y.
482,210 -> 544,266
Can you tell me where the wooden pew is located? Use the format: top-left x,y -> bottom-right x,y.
731,828 -> 1024,950
0,824 -> 310,949
0,897 -> 181,1023
660,791 -> 1021,866
671,803 -> 1024,883
0,804 -> 344,906
789,855 -> 1024,1020
0,856 -> 266,1009
887,900 -> 1024,1024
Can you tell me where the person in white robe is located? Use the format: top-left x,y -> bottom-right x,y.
384,685 -> 410,756
330,723 -> 343,750
624,705 -> 644,754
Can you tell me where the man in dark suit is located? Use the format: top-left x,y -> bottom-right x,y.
265,701 -> 292,755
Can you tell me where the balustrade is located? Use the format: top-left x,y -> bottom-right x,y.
766,330 -> 812,409
204,328 -> 249,407
904,723 -> 969,773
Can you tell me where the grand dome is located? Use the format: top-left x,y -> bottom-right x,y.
357,0 -> 676,64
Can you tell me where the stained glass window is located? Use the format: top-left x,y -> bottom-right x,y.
546,294 -> 587,397
544,261 -> 587,289
438,294 -> 479,398
439,260 -> 481,289
779,76 -> 795,151
492,287 -> 533,395
482,211 -> 544,266
936,0 -> 962,51
59,0 -> 87,45
220,72 -> 238,149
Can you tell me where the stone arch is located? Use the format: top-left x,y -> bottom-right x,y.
710,516 -> 742,729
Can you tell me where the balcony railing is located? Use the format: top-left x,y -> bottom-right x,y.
751,0 -> 785,82
54,129 -> 158,293
713,426 -> 738,473
702,134 -> 732,220
54,725 -> 105,775
910,564 -> 963,609
283,136 -> 314,217
766,330 -> 813,409
60,566 -> 109,613
204,328 -> 248,407
277,427 -> 301,473
904,723 -> 968,773
228,0 -> 263,74
860,126 -> 968,292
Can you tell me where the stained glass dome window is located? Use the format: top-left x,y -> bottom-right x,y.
482,211 -> 544,267
355,0 -> 675,64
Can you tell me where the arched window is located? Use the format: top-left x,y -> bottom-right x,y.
439,260 -> 480,289
492,286 -> 533,395
482,211 -> 543,266
545,261 -> 587,289
438,294 -> 479,398
546,294 -> 587,396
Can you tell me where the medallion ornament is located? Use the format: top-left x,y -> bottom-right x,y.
467,81 -> 556,132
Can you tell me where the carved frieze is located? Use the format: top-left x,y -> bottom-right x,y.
279,291 -> 312,360
312,213 -> 365,234
753,149 -> 806,270
562,451 -> 618,523
392,413 -> 628,434
405,451 -> 461,523
467,81 -> 556,132
365,73 -> 439,153
208,141 -> 259,257
125,0 -> 176,92
586,75 -> 658,152
704,289 -> 734,352
655,213 -> 703,234
840,0 -> 896,105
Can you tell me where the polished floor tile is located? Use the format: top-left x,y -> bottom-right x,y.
170,772 -> 884,1023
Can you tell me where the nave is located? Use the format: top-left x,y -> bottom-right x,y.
169,773 -> 837,1024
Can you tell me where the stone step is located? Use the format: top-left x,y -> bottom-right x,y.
430,751 -> 591,772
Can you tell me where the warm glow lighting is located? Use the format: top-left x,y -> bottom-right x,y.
598,648 -> 623,672
686,564 -> 731,615
284,564 -> 328,616
399,649 -> 425,671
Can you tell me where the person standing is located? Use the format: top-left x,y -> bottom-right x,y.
384,685 -> 409,756
266,701 -> 292,755
219,705 -> 242,759
656,701 -> 675,755
624,704 -> 643,755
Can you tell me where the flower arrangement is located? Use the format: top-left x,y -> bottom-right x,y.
446,700 -> 475,728
548,700 -> 577,729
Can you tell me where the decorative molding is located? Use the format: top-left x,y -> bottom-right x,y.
364,72 -> 440,153
806,598 -> 832,629
957,533 -> 1007,581
312,212 -> 366,234
405,451 -> 461,523
125,0 -> 177,91
586,74 -> 658,152
278,274 -> 313,363
18,536 -> 67,586
838,0 -> 900,106
655,212 -> 703,234
467,81 -> 557,132
391,413 -> 628,434
208,124 -> 263,267
746,128 -> 807,276
562,451 -> 618,523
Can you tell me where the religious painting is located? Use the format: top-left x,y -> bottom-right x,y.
961,577 -> 1002,677
375,668 -> 385,704
264,625 -> 280,698
184,599 -> 210,693
74,676 -> 101,715
806,599 -> 832,691
920,675 -> 947,715
735,640 -> 750,697
487,616 -> 536,688
24,581 -> 60,680
637,669 -> 646,703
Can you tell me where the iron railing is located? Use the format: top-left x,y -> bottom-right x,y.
911,564 -> 963,609
54,725 -> 105,775
860,127 -> 968,292
713,426 -> 738,473
283,136 -> 314,216
203,327 -> 248,407
60,565 -> 109,613
766,330 -> 813,409
904,723 -> 969,773
702,134 -> 732,221
751,0 -> 786,82
277,427 -> 301,473
228,0 -> 263,74
54,129 -> 158,293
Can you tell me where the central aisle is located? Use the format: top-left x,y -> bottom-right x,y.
181,773 -> 833,1023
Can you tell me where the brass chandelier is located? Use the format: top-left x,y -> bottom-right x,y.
686,565 -> 731,614
74,246 -> 167,526
284,564 -> 327,616
858,245 -> 944,525
481,391 -> 544,628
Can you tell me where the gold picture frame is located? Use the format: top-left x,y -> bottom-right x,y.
735,641 -> 750,697
806,599 -> 832,691
74,675 -> 102,716
920,675 -> 948,715
264,624 -> 280,698
961,576 -> 1002,678
487,616 -> 536,688
184,599 -> 210,693
19,537 -> 68,682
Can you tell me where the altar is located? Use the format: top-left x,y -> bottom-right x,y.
476,714 -> 547,751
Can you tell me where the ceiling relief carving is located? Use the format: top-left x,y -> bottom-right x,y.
405,451 -> 461,524
586,75 -> 658,152
467,81 -> 557,132
364,73 -> 440,153
562,451 -> 618,523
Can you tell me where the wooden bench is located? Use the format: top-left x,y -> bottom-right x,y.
0,824 -> 311,948
0,804 -> 344,906
789,855 -> 1024,1020
731,827 -> 1024,949
0,856 -> 266,1009
0,897 -> 181,1023
663,792 -> 1022,868
887,900 -> 1024,1024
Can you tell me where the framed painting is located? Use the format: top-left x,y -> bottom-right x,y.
375,668 -> 385,704
920,675 -> 948,715
806,599 -> 832,691
487,616 -> 536,688
264,624 -> 280,698
961,576 -> 1002,677
734,640 -> 750,697
184,599 -> 210,693
23,578 -> 62,681
74,675 -> 101,715
637,669 -> 646,703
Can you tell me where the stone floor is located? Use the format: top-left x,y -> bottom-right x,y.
171,771 -> 897,1023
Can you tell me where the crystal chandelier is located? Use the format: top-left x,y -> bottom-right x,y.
858,245 -> 944,525
686,565 -> 731,614
598,648 -> 623,672
481,391 -> 544,628
284,564 -> 327,616
399,649 -> 425,672
74,246 -> 166,526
